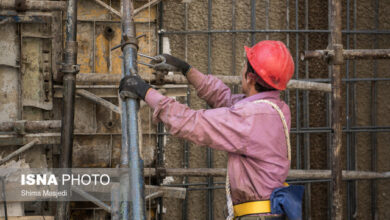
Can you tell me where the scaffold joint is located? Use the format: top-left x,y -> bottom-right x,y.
121,35 -> 139,51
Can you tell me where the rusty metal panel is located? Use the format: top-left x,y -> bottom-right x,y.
71,0 -> 158,169
21,37 -> 53,110
20,19 -> 53,111
74,98 -> 97,133
72,136 -> 111,167
77,22 -> 93,73
51,11 -> 63,82
0,23 -> 19,122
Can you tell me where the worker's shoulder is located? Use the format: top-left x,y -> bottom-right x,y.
232,98 -> 290,116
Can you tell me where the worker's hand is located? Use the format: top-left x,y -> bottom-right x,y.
151,54 -> 191,76
119,75 -> 152,100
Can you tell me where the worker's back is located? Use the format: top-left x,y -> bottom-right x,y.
226,91 -> 291,204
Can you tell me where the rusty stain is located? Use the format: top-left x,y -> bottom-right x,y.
95,33 -> 109,73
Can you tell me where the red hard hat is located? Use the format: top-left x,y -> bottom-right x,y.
245,40 -> 294,90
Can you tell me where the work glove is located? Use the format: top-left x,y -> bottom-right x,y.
119,74 -> 152,100
151,54 -> 191,76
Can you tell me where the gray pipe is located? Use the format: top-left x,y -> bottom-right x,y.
119,0 -> 146,219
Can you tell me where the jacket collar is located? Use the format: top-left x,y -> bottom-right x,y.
236,90 -> 281,105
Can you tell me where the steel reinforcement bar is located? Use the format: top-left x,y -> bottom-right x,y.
76,73 -> 332,92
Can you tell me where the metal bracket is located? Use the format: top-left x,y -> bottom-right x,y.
14,120 -> 26,135
61,41 -> 79,74
119,91 -> 139,100
111,34 -> 145,51
332,44 -> 344,65
121,35 -> 139,51
156,167 -> 167,184
61,64 -> 80,74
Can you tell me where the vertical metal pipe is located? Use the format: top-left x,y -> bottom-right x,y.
352,1 -> 358,218
303,0 -> 311,218
265,0 -> 269,40
182,3 -> 189,220
1,177 -> 8,220
182,91 -> 190,220
111,185 -> 120,220
327,1 -> 333,219
57,0 -> 78,218
232,0 -> 236,77
157,2 -> 164,219
329,0 -> 343,219
284,0 -> 290,105
295,0 -> 301,170
156,122 -> 164,220
250,0 -> 256,45
206,1 -> 213,219
120,0 -> 145,219
345,0 -> 357,218
370,0 -> 379,219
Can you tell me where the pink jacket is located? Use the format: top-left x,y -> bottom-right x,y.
145,68 -> 291,204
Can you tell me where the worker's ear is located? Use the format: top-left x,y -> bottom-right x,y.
246,72 -> 256,86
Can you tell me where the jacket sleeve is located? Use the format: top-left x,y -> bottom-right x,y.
186,68 -> 246,108
145,89 -> 250,154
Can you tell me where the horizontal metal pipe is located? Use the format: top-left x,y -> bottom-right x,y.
159,29 -> 390,35
143,168 -> 390,180
0,139 -> 39,165
77,73 -> 331,92
72,186 -> 112,213
0,123 -> 389,135
76,89 -> 120,114
302,49 -> 390,60
0,120 -> 61,132
66,168 -> 389,180
0,0 -> 66,11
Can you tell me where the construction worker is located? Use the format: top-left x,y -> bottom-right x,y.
119,40 -> 304,220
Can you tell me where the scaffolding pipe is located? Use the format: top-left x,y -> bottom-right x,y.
72,186 -> 112,213
0,139 -> 39,165
119,0 -> 145,219
76,89 -> 121,114
76,73 -> 332,92
0,120 -> 61,132
56,0 -> 78,218
301,49 -> 390,60
0,0 -> 66,11
142,168 -> 390,180
329,0 -> 343,219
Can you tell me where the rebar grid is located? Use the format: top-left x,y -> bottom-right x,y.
156,1 -> 389,220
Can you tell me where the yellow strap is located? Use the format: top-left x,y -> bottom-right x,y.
233,183 -> 289,218
233,200 -> 271,217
